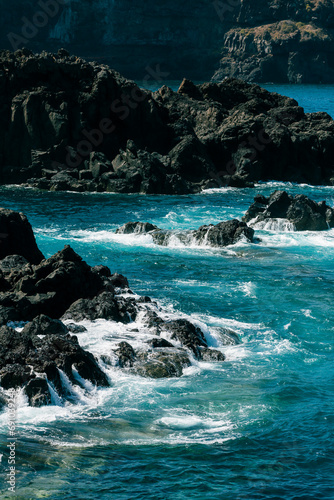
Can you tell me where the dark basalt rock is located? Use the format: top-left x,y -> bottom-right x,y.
133,351 -> 191,379
0,390 -> 6,410
162,319 -> 208,358
109,273 -> 130,289
193,220 -> 254,246
0,323 -> 109,405
0,364 -> 32,390
199,348 -> 226,362
115,219 -> 254,247
0,51 -> 334,193
113,342 -> 137,368
243,190 -> 334,231
116,222 -> 161,235
220,328 -> 241,346
21,314 -> 68,337
66,323 -> 88,334
0,244 -> 109,322
61,292 -> 121,323
0,209 -> 44,264
25,378 -> 51,407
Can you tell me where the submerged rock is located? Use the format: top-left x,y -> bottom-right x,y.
115,219 -> 254,247
243,191 -> 334,231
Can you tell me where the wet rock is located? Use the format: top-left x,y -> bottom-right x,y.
115,219 -> 254,247
193,220 -> 254,246
21,314 -> 68,337
220,328 -> 241,346
0,321 -> 109,406
115,222 -> 160,235
0,389 -> 7,411
147,338 -> 174,348
66,323 -> 88,334
199,348 -> 225,362
109,273 -> 129,289
243,191 -> 334,231
25,378 -> 51,407
0,209 -> 44,263
162,319 -> 207,358
0,243 -> 114,322
0,364 -> 33,389
133,350 -> 191,378
142,309 -> 165,335
62,292 -> 121,322
114,342 -> 136,368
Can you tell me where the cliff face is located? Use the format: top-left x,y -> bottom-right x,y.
0,0 -> 228,80
213,0 -> 334,83
1,1 -> 334,82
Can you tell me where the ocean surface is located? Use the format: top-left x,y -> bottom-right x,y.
0,86 -> 334,499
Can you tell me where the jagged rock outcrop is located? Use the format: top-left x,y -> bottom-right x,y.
116,219 -> 255,247
0,208 -> 44,263
243,190 -> 334,230
1,50 -> 334,191
0,321 -> 110,406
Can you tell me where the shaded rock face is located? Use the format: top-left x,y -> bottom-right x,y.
1,51 -> 334,192
0,244 -> 108,323
0,208 -> 44,263
243,190 -> 334,231
116,219 -> 254,247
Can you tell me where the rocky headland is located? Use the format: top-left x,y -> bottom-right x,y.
1,50 -> 334,195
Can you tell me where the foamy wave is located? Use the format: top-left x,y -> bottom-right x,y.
250,217 -> 295,232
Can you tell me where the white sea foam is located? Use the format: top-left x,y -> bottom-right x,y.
250,217 -> 296,232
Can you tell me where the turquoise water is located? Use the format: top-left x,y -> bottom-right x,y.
0,87 -> 334,499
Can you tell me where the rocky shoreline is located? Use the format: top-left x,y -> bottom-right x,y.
1,50 -> 334,195
0,207 -> 237,409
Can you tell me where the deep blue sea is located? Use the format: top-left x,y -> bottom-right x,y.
0,86 -> 334,500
